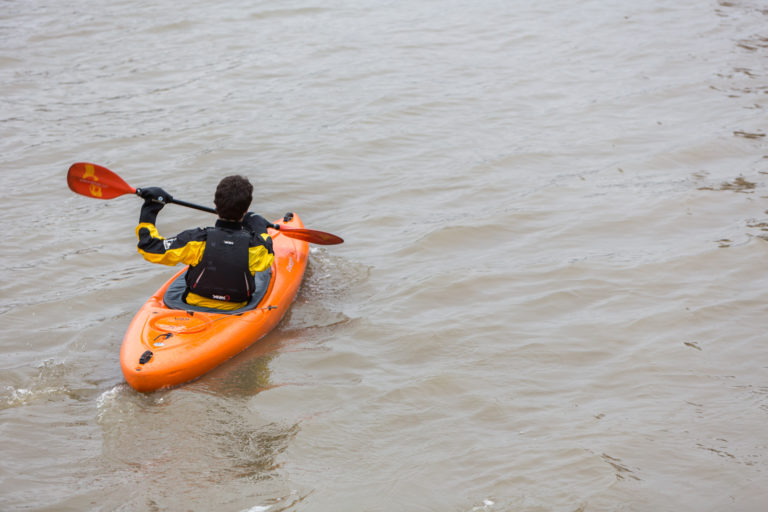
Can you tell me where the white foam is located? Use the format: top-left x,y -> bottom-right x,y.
96,384 -> 122,410
4,385 -> 69,407
470,499 -> 495,511
5,386 -> 33,406
95,383 -> 130,422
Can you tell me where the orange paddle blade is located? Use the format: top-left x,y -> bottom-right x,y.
277,226 -> 343,245
67,162 -> 136,199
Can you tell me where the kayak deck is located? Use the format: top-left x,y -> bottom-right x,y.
120,213 -> 309,392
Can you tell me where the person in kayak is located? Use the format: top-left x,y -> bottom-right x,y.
135,175 -> 274,311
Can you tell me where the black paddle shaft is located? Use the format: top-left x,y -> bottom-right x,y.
170,198 -> 216,214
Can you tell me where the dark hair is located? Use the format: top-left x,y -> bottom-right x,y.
214,175 -> 253,220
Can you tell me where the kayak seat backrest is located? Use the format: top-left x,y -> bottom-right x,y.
163,268 -> 272,314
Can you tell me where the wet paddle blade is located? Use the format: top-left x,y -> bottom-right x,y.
278,226 -> 344,245
67,162 -> 136,199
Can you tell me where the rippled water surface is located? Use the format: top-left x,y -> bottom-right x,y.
2,0 -> 768,510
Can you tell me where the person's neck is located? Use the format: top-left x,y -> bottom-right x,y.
215,218 -> 244,230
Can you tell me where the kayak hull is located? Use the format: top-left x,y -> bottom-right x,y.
120,214 -> 309,392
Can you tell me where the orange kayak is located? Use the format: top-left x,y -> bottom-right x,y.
120,213 -> 309,392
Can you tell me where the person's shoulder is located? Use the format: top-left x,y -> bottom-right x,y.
248,228 -> 272,241
247,228 -> 273,250
243,212 -> 271,232
175,226 -> 208,241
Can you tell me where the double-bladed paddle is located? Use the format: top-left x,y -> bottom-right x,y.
67,162 -> 343,245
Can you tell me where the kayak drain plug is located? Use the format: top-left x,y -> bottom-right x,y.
139,350 -> 153,365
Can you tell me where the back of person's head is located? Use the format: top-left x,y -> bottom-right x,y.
215,175 -> 253,220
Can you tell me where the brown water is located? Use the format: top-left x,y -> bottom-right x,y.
2,0 -> 768,510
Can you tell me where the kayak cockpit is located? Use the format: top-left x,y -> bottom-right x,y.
162,268 -> 273,315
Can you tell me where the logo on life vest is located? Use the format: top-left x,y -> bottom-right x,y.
163,237 -> 176,250
212,294 -> 230,301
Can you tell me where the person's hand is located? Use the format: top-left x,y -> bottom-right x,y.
137,187 -> 173,204
137,187 -> 172,223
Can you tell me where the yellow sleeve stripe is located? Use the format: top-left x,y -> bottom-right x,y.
136,222 -> 163,240
138,240 -> 206,266
249,245 -> 274,274
135,222 -> 206,267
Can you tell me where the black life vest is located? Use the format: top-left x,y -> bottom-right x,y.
184,227 -> 254,302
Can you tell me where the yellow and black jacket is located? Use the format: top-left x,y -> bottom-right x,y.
136,213 -> 274,311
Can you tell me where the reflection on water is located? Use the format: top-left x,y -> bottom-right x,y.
197,342 -> 281,397
95,382 -> 303,510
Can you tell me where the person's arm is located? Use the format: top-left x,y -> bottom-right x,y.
243,213 -> 275,273
136,224 -> 207,267
135,187 -> 205,266
248,238 -> 274,273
